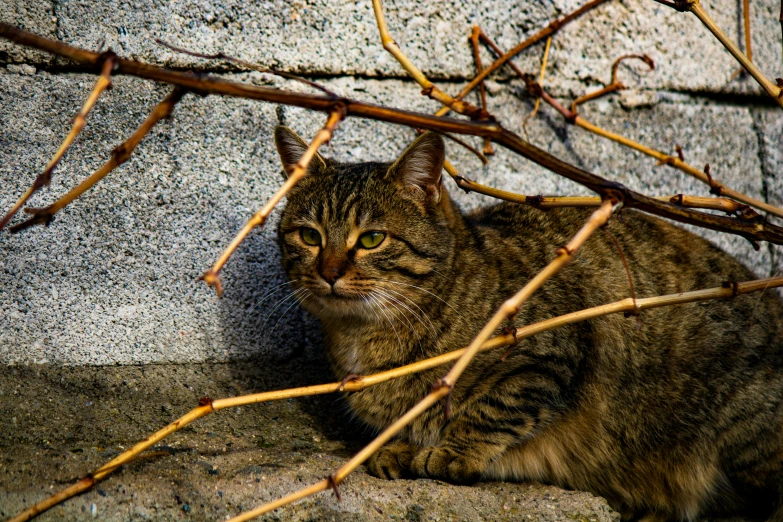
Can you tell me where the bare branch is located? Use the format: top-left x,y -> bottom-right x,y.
371,0 -> 486,119
154,38 -> 339,97
9,88 -> 185,233
655,0 -> 782,107
444,161 -> 752,216
199,108 -> 345,296
435,0 -> 611,118
0,52 -> 117,231
523,36 -> 553,139
1,27 -> 783,249
570,54 -> 654,114
469,26 -> 494,155
474,28 -> 783,219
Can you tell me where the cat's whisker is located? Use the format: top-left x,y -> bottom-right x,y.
268,290 -> 311,336
381,287 -> 439,337
257,287 -> 308,334
244,279 -> 301,319
373,289 -> 418,333
375,277 -> 462,318
375,288 -> 437,338
368,291 -> 405,354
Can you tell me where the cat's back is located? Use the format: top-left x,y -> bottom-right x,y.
465,202 -> 783,516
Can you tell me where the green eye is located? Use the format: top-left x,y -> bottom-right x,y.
300,227 -> 321,246
359,231 -> 385,249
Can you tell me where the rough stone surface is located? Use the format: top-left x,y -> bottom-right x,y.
3,0 -> 782,94
0,361 -> 620,522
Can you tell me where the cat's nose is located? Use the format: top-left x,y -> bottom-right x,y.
319,257 -> 346,286
320,266 -> 343,285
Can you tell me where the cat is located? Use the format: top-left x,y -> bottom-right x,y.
275,125 -> 783,521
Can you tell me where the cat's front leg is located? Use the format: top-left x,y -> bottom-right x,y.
367,440 -> 418,480
410,445 -> 486,484
408,416 -> 517,484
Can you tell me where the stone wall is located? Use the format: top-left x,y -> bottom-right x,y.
2,0 -> 782,365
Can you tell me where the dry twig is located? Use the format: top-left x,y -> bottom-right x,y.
570,54 -> 654,114
434,0 -> 611,118
1,24 -> 782,248
9,88 -> 185,233
154,38 -> 339,97
475,29 -> 783,219
469,26 -> 494,155
199,108 -> 345,296
0,52 -> 117,231
443,161 -> 756,217
371,0 -> 485,119
654,0 -> 782,107
523,36 -> 553,140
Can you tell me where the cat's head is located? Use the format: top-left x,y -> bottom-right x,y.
276,126 -> 456,321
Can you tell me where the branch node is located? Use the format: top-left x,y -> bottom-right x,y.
198,396 -> 214,408
198,271 -> 224,298
499,327 -> 520,361
721,280 -> 740,296
555,246 -> 573,256
526,195 -> 545,209
338,374 -> 363,392
326,474 -> 342,502
432,379 -> 454,420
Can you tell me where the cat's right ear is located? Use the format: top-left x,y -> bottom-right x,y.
386,131 -> 445,206
274,126 -> 327,179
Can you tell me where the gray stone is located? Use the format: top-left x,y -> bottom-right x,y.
2,0 -> 782,94
2,2 -> 783,520
0,362 -> 619,522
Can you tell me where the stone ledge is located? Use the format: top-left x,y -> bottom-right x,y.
0,362 -> 619,522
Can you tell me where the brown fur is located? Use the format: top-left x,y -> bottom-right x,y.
275,127 -> 783,521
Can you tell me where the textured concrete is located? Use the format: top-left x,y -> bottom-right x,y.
3,0 -> 782,95
0,361 -> 620,522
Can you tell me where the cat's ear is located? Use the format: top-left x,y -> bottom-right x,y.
387,132 -> 445,205
274,126 -> 327,179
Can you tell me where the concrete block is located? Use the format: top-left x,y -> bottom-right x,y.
2,0 -> 781,94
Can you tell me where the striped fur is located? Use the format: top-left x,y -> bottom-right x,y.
276,127 -> 783,521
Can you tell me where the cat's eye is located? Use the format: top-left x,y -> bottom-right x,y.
358,231 -> 385,249
300,227 -> 321,246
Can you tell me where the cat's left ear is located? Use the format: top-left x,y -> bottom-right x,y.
387,132 -> 445,206
274,126 -> 327,179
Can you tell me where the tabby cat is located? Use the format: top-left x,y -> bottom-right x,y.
275,126 -> 783,521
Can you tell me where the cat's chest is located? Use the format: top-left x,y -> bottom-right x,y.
325,326 -> 422,377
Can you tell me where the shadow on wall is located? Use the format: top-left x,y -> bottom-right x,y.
215,220 -> 368,447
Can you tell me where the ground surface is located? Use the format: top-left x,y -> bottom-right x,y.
0,358 -> 621,522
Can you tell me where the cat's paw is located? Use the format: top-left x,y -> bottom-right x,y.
367,441 -> 416,480
410,446 -> 482,484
